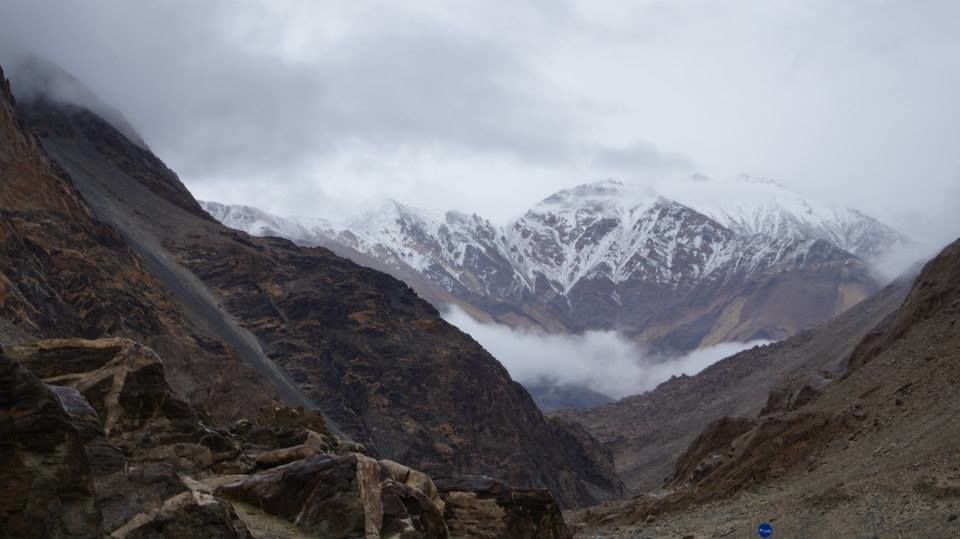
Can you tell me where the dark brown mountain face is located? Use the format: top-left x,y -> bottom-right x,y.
0,64 -> 281,422
556,273 -> 912,493
9,64 -> 622,508
569,238 -> 960,537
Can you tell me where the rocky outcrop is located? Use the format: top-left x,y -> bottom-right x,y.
110,478 -> 251,539
12,63 -> 623,508
664,412 -> 851,499
847,237 -> 960,373
0,350 -> 102,538
10,338 -> 235,464
435,476 -> 570,539
759,371 -> 833,415
217,453 -> 448,538
0,63 -> 280,424
7,338 -> 249,532
666,241 -> 960,506
216,453 -> 577,539
4,335 -> 575,537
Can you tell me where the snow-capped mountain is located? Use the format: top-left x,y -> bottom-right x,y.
502,181 -> 838,294
662,175 -> 910,260
201,201 -> 334,244
201,177 -> 895,351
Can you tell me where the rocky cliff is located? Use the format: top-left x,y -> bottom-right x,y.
0,63 -> 282,422
4,60 -> 622,509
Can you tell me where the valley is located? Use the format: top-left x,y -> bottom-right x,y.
1,8 -> 957,536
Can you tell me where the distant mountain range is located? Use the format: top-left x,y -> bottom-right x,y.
202,176 -> 908,355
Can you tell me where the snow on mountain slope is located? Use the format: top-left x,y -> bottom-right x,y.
505,181 -> 666,292
248,181 -> 854,302
200,201 -> 333,243
502,180 -> 863,295
661,175 -> 910,260
201,178 -> 887,348
200,179 -> 892,302
332,199 -> 526,300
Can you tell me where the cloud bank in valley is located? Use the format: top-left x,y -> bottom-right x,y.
443,306 -> 768,399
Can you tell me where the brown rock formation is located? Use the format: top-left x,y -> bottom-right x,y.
109,479 -> 251,539
0,349 -> 102,538
4,334 -> 574,538
435,476 -> 571,539
216,453 -> 448,538
7,337 -> 248,532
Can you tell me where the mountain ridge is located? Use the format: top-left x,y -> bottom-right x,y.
6,59 -> 624,508
568,237 -> 959,537
202,177 -> 888,353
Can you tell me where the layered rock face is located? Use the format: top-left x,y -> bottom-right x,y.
5,338 -> 247,534
2,58 -> 621,516
0,64 -> 281,423
0,349 -> 102,538
1,337 -> 576,538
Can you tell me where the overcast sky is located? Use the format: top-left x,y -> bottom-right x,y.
1,1 -> 958,243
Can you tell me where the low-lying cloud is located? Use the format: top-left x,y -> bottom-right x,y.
443,306 -> 769,399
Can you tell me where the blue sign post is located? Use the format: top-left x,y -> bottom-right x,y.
757,522 -> 773,538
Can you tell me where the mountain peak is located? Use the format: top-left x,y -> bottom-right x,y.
660,174 -> 910,261
733,173 -> 791,189
9,55 -> 149,150
346,198 -> 442,232
542,179 -> 624,200
533,179 -> 662,217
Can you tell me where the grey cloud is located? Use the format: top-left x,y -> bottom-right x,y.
590,141 -> 695,174
0,1 -> 958,246
0,1 -> 578,183
444,306 -> 768,399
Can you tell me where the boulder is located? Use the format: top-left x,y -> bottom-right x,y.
110,478 -> 250,539
254,444 -> 321,469
49,384 -> 126,475
9,338 -> 245,531
0,350 -> 102,538
217,453 -> 448,538
435,475 -> 570,539
10,338 -> 240,469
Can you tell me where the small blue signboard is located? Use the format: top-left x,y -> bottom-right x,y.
757,522 -> 773,538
